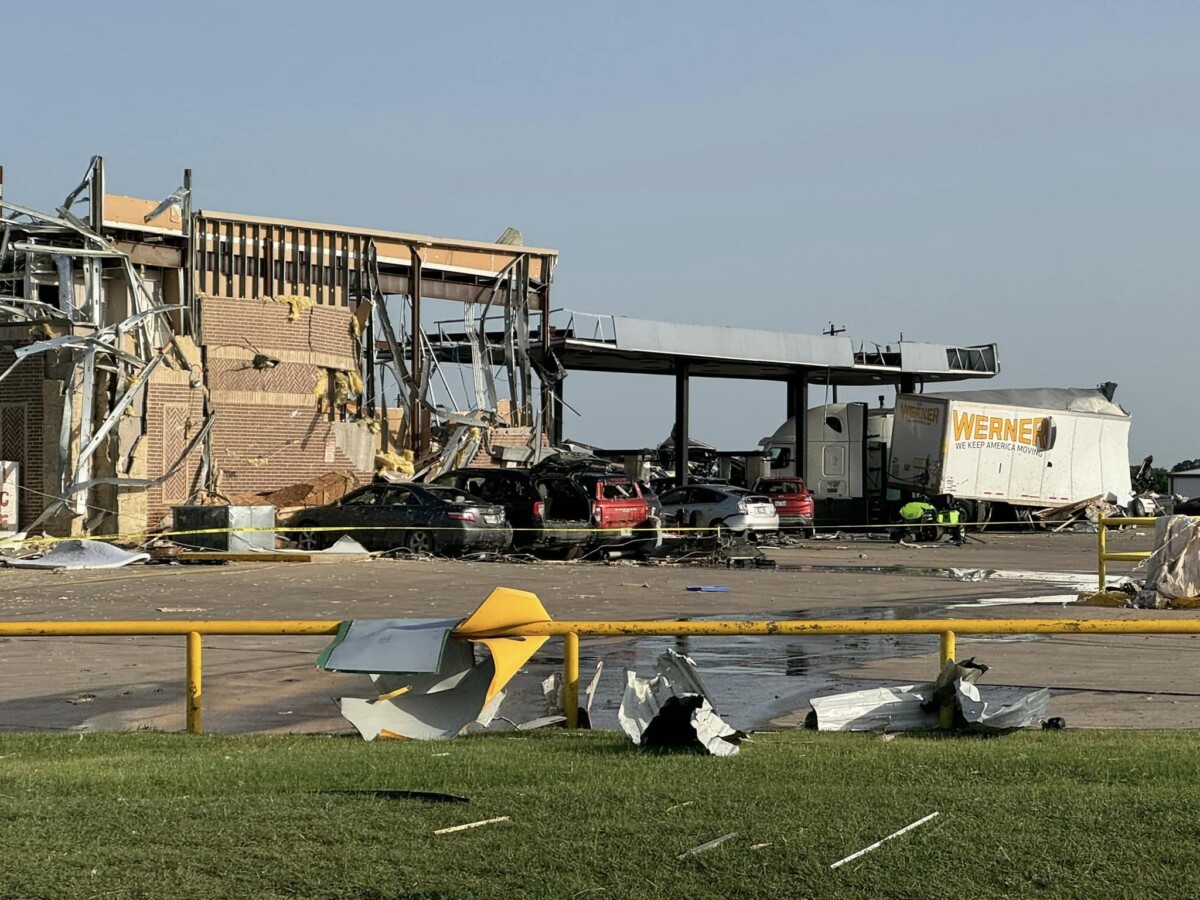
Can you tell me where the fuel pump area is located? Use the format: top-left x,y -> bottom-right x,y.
521,312 -> 1000,524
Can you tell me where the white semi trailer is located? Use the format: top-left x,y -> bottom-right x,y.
759,386 -> 1132,526
888,387 -> 1132,521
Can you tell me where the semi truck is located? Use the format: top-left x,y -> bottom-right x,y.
759,385 -> 1132,526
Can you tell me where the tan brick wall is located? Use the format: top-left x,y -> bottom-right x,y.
196,294 -> 373,503
143,380 -> 207,527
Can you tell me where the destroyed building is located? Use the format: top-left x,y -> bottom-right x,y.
0,158 -> 559,537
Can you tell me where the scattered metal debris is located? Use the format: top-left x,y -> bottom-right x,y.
618,649 -> 745,756
807,658 -> 1051,734
1136,515 -> 1200,608
318,588 -> 551,741
1,539 -> 149,570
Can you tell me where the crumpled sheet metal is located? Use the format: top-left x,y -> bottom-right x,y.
809,684 -> 937,733
618,649 -> 744,756
318,587 -> 551,741
809,658 -> 1050,735
1136,515 -> 1200,608
1,539 -> 149,570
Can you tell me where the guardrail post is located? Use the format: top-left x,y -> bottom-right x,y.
186,631 -> 202,734
563,632 -> 579,730
938,630 -> 955,729
1098,520 -> 1107,592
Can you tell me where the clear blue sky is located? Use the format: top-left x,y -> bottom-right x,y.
5,2 -> 1197,464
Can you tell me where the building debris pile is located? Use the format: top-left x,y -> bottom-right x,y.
0,156 -> 558,545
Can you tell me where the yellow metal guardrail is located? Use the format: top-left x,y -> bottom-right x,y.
7,616 -> 1200,734
1098,516 -> 1155,591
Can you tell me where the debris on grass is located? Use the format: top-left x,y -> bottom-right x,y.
830,812 -> 940,869
325,790 -> 468,804
434,816 -> 510,835
619,649 -> 745,756
677,832 -> 737,859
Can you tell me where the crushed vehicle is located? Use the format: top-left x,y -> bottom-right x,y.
658,484 -> 779,534
286,483 -> 512,554
753,476 -> 814,533
532,453 -> 659,555
432,465 -> 592,557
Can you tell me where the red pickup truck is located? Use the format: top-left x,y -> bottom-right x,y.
577,473 -> 650,536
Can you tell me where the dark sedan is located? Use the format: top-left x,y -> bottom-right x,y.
286,482 -> 512,554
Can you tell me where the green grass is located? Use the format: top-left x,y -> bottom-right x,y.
1,730 -> 1199,899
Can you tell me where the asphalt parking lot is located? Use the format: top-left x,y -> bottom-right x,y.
2,529 -> 1197,734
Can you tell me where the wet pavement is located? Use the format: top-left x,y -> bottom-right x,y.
2,529 -> 1194,733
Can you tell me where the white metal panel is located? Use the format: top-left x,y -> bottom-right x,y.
0,461 -> 17,537
612,317 -> 854,368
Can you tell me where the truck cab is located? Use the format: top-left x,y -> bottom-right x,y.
760,403 -> 870,527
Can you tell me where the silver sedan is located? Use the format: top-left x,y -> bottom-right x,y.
657,484 -> 780,533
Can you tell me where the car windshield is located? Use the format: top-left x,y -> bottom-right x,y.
422,485 -> 485,505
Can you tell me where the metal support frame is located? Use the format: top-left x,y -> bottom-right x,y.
786,371 -> 809,481
674,359 -> 690,487
409,245 -> 424,455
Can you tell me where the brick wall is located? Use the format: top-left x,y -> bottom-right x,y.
196,294 -> 374,502
143,378 -> 207,527
0,347 -> 46,527
199,296 -> 358,358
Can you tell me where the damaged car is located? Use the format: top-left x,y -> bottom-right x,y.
287,483 -> 512,554
658,484 -> 780,535
532,453 -> 660,556
432,465 -> 592,557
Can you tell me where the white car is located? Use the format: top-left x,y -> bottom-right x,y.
657,484 -> 780,533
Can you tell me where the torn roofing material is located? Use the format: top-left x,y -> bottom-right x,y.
809,659 -> 1052,735
318,587 -> 551,741
1,539 -> 149,570
618,649 -> 744,756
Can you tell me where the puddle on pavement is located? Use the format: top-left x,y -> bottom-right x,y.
521,604 -> 968,733
515,593 -> 1064,733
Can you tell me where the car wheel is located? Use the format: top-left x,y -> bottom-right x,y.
295,522 -> 322,551
406,530 -> 435,554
